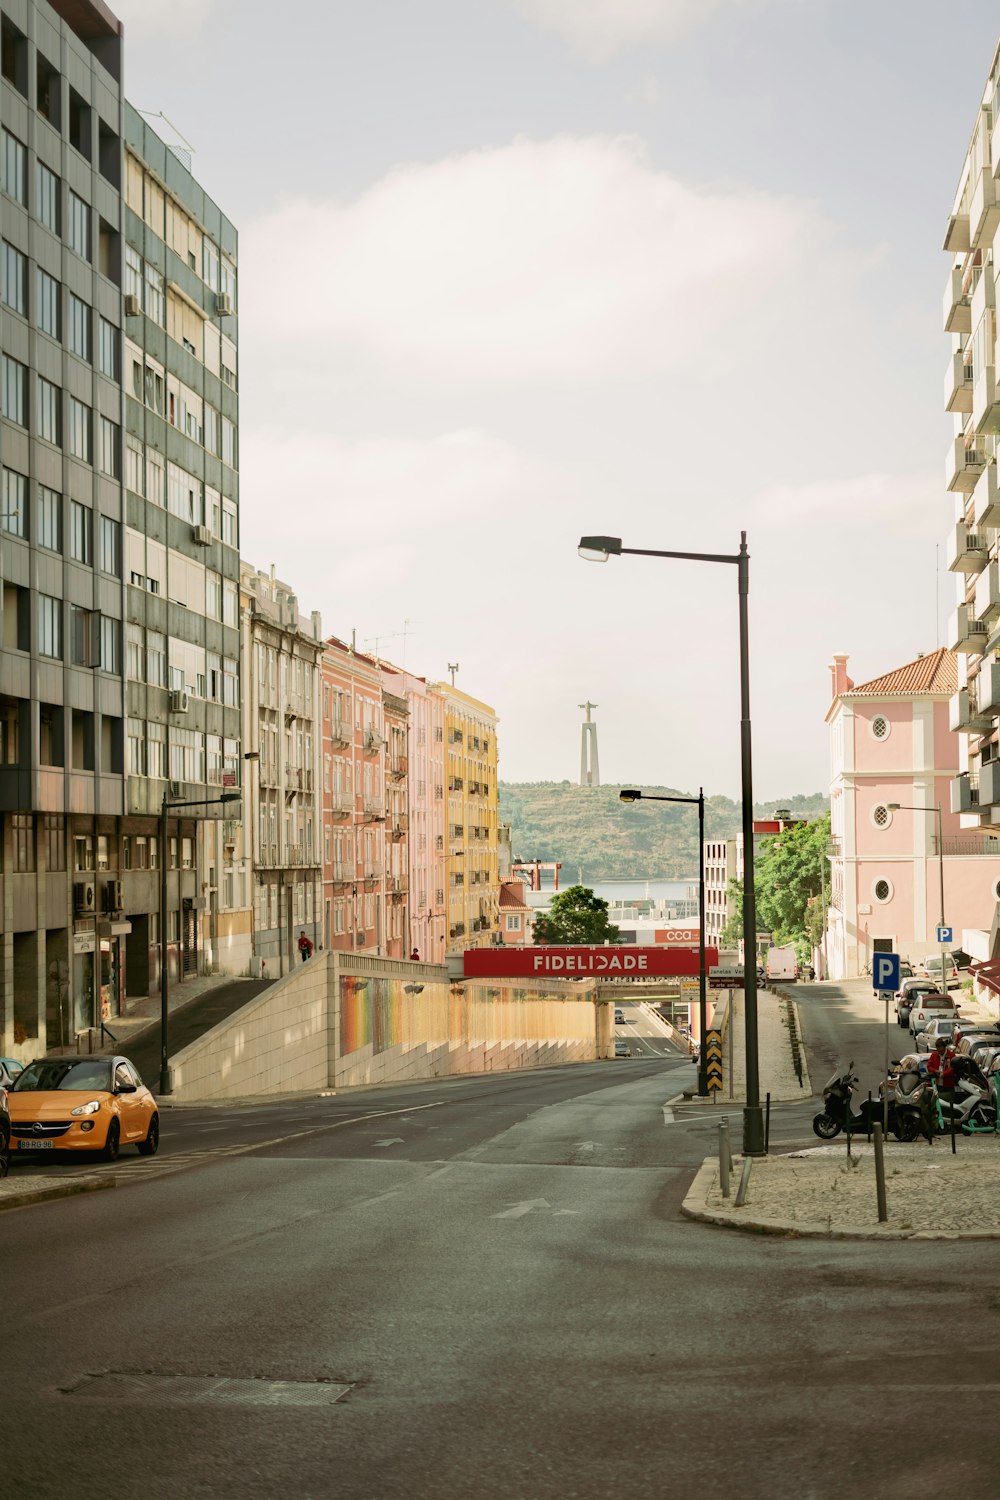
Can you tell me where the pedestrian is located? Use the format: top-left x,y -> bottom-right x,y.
297,930 -> 313,964
410,947 -> 420,961
808,965 -> 816,982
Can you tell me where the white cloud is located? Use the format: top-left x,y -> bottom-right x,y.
510,0 -> 768,60
243,133 -> 819,389
752,471 -> 940,528
112,0 -> 212,37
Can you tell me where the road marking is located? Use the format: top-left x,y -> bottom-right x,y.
373,1137 -> 404,1147
494,1198 -> 551,1219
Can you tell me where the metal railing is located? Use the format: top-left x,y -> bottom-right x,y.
933,834 -> 1000,855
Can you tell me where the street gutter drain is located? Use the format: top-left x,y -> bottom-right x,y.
62,1372 -> 352,1407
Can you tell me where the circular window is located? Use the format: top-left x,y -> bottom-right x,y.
871,804 -> 892,830
994,878 -> 1000,901
870,715 -> 890,741
873,878 -> 893,903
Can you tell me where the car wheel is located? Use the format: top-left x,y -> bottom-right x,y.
0,1130 -> 8,1179
137,1114 -> 159,1157
101,1120 -> 120,1163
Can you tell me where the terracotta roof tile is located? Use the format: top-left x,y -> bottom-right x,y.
499,880 -> 530,909
848,647 -> 957,698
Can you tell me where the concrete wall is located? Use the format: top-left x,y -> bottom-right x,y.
168,952 -> 605,1100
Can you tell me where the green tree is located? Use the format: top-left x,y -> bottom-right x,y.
532,885 -> 621,946
716,815 -> 831,963
719,879 -> 744,948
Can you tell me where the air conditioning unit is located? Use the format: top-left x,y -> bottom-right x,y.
124,293 -> 141,317
168,780 -> 183,798
216,292 -> 234,316
103,879 -> 124,913
74,878 -> 96,914
169,689 -> 190,713
192,524 -> 212,546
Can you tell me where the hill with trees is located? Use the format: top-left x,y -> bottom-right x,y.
498,782 -> 829,881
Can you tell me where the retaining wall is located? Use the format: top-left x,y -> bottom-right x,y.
168,952 -> 606,1100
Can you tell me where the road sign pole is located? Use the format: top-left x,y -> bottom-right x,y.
728,989 -> 734,1099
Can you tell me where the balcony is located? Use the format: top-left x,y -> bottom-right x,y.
981,760 -> 1000,809
390,816 -> 408,841
947,433 -> 991,493
951,771 -> 980,814
992,111 -> 1000,181
944,211 -> 971,254
950,602 -> 989,654
331,861 -> 352,884
257,842 -> 280,867
946,348 -> 974,413
285,765 -> 304,791
975,561 -> 1000,624
948,522 -> 987,573
933,834 -> 1000,855
944,266 -> 972,334
979,660 -> 1000,714
329,788 -> 353,816
974,365 -> 1000,433
363,728 -> 384,754
388,875 -> 408,897
973,460 -> 1000,529
363,861 -> 382,881
950,686 -> 992,734
363,797 -> 384,820
972,170 -> 1000,246
389,754 -> 408,779
329,716 -> 350,748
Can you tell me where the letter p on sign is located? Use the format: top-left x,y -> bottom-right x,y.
873,953 -> 900,992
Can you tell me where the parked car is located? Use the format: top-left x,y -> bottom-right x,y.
898,962 -> 914,980
0,1058 -> 23,1088
0,1084 -> 9,1175
909,996 -> 959,1037
7,1056 -> 159,1160
896,980 -> 940,1027
918,954 -> 960,987
914,1017 -> 963,1052
613,1039 -> 631,1058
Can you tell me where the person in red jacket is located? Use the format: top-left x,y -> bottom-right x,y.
297,930 -> 314,963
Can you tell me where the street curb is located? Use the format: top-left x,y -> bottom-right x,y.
680,1156 -> 1000,1241
0,1174 -> 115,1214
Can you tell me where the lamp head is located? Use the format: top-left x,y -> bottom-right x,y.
886,803 -> 900,811
577,535 -> 622,562
619,789 -> 642,803
220,792 -> 242,803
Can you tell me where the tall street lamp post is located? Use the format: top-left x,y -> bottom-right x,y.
159,790 -> 242,1096
619,787 -> 708,1096
578,532 -> 764,1154
886,801 -> 948,986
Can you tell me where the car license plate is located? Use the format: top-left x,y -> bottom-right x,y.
18,1139 -> 53,1150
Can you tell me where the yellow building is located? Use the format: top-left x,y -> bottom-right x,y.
431,686 -> 500,951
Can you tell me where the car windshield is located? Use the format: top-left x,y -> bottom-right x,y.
11,1060 -> 113,1092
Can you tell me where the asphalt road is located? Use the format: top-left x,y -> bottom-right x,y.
8,986 -> 1000,1500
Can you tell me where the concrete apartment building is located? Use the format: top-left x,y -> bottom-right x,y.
434,683 -> 500,951
0,0 -> 240,1058
380,663 -> 445,964
703,813 -> 806,958
945,44 -> 1000,847
826,649 -> 1000,979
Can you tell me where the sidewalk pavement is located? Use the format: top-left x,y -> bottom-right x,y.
682,976 -> 1000,1240
52,969 -> 259,1060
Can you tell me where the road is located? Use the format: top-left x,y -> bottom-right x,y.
7,984 -> 1000,1500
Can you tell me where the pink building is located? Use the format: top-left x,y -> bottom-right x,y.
826,648 -> 1000,978
379,665 -> 447,965
498,878 -> 533,945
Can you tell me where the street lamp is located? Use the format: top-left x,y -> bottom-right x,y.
886,802 -> 948,986
578,531 -> 764,1155
159,790 -> 242,1095
620,787 -> 708,1096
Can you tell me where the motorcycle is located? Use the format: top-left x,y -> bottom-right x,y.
930,1054 -> 997,1134
812,1062 -> 922,1142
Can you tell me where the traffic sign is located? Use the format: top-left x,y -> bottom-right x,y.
936,925 -> 953,944
872,952 -> 900,993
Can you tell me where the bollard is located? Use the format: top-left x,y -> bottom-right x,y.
764,1092 -> 771,1156
734,1156 -> 753,1208
872,1123 -> 888,1224
866,1091 -> 872,1144
721,1115 -> 733,1172
846,1105 -> 852,1159
950,1090 -> 957,1155
718,1122 -> 731,1200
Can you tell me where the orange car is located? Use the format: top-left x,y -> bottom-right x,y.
7,1055 -> 159,1161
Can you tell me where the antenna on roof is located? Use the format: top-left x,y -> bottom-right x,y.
448,662 -> 459,685
135,109 -> 195,170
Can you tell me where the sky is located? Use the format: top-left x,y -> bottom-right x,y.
111,0 -> 1000,799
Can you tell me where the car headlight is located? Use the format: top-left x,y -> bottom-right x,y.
70,1099 -> 102,1117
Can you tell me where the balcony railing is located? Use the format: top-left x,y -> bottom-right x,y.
363,797 -> 384,820
331,861 -> 353,883
364,862 -> 382,881
329,789 -> 354,815
363,728 -> 384,754
932,835 -> 1000,856
389,755 -> 408,779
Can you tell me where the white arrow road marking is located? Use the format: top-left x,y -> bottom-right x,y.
374,1137 -> 404,1147
662,1091 -> 685,1125
493,1198 -> 552,1219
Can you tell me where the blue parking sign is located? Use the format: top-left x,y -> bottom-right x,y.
936,925 -> 953,945
873,952 -> 900,992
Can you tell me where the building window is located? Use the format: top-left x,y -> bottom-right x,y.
147,722 -> 165,779
98,515 -> 121,576
869,715 -> 890,741
2,128 -> 26,204
2,468 -> 26,537
12,813 -> 34,872
144,260 -> 163,324
68,190 -> 90,260
1,240 -> 26,313
68,293 -> 91,359
99,417 -> 120,479
69,502 -> 92,564
36,267 -> 60,338
222,501 -> 237,547
873,878 -> 893,903
871,804 -> 892,830
2,354 -> 27,425
97,315 -> 118,378
37,485 -> 60,550
36,375 -> 61,445
44,815 -> 66,872
221,416 -> 237,468
68,396 -> 91,461
35,160 -> 60,233
146,449 -> 165,506
99,615 -> 120,672
223,580 -> 237,627
146,631 -> 166,687
125,244 -> 142,302
127,717 -> 144,774
37,593 -> 62,658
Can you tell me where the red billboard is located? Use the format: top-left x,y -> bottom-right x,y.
462,945 -> 718,979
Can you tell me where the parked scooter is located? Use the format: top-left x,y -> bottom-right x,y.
931,1054 -> 997,1134
812,1062 -> 922,1142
